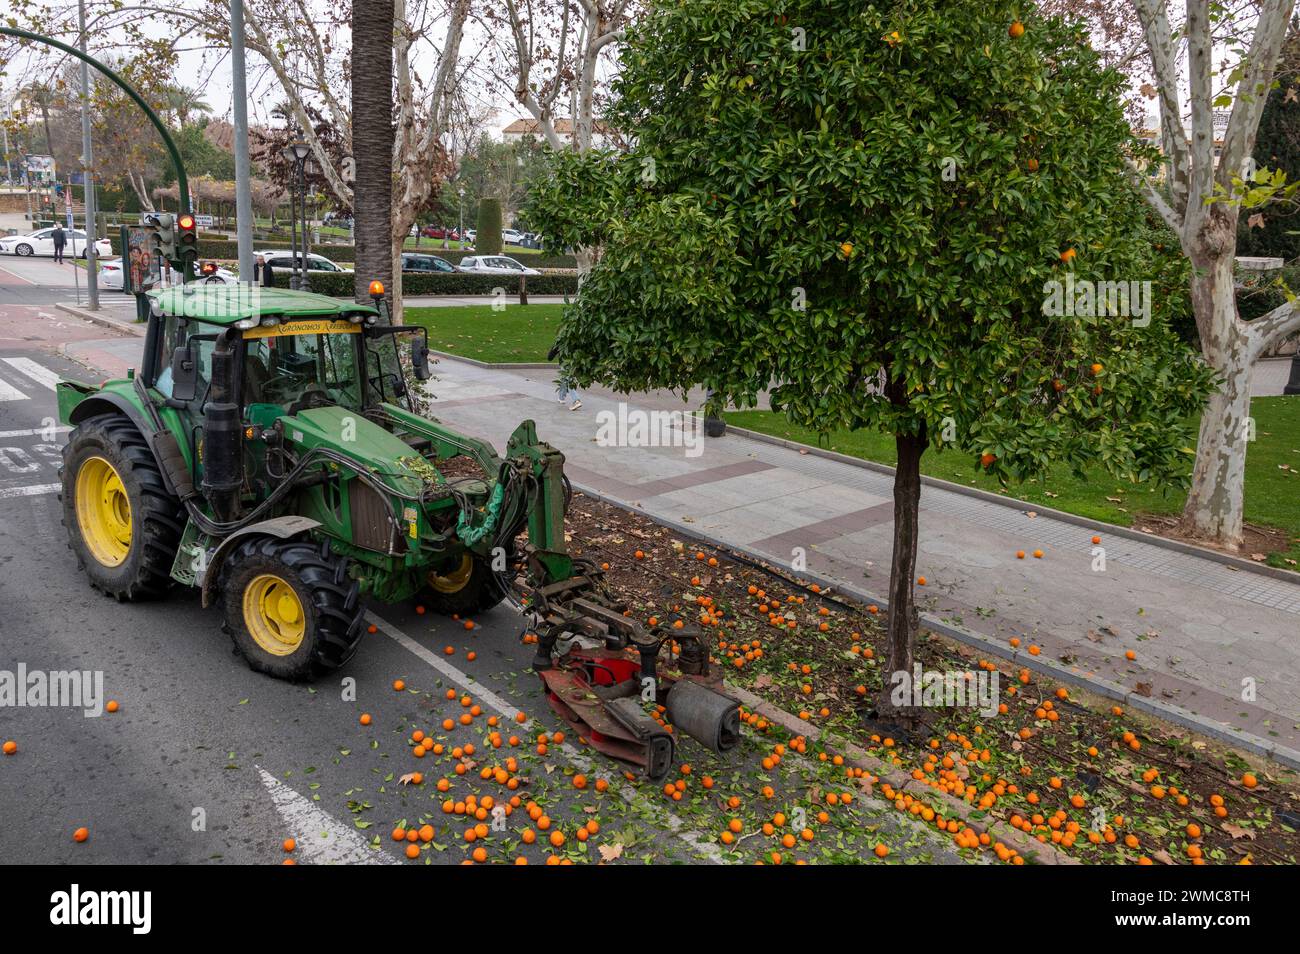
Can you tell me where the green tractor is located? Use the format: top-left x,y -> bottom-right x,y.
56,282 -> 739,780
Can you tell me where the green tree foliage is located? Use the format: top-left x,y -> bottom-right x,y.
161,122 -> 236,184
476,196 -> 503,254
528,0 -> 1213,716
1238,26 -> 1300,263
441,135 -> 549,229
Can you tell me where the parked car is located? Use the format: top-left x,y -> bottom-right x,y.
97,258 -> 237,291
421,225 -> 460,240
323,212 -> 353,229
401,253 -> 460,273
253,250 -> 353,274
457,255 -> 541,276
501,229 -> 525,246
0,228 -> 112,259
462,229 -> 476,244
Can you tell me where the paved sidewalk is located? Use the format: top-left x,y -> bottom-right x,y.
419,356 -> 1300,762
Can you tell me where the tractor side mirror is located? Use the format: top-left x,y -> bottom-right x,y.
411,340 -> 431,381
170,344 -> 198,402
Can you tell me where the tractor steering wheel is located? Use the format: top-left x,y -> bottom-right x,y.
287,387 -> 334,416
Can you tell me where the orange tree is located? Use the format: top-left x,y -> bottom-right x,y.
527,1 -> 1212,723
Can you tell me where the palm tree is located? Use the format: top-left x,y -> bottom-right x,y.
162,85 -> 212,129
351,0 -> 395,311
21,81 -> 58,154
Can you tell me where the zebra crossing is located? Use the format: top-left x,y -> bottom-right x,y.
0,354 -> 70,499
0,355 -> 63,401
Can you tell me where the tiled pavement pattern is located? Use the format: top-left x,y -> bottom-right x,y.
420,357 -> 1300,752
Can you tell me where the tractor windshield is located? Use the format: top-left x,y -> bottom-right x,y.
243,326 -> 364,412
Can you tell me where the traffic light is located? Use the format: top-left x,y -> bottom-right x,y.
142,211 -> 176,262
176,212 -> 198,266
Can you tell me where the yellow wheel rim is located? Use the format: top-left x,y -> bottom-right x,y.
428,553 -> 474,594
75,456 -> 133,567
243,574 -> 306,656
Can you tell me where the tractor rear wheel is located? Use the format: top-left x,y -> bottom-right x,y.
60,415 -> 184,600
422,552 -> 507,616
220,536 -> 363,680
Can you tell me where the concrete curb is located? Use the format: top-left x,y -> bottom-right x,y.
723,422 -> 1300,586
55,301 -> 145,337
724,683 -> 1076,865
429,349 -> 556,371
570,481 -> 1300,773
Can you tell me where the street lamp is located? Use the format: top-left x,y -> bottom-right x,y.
281,139 -> 311,290
458,185 -> 465,248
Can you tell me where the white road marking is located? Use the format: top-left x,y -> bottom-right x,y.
368,611 -> 724,864
0,426 -> 70,439
256,766 -> 398,866
0,483 -> 60,499
2,357 -> 62,391
0,377 -> 27,402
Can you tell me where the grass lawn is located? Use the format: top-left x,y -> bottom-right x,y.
404,303 -> 563,364
726,398 -> 1300,569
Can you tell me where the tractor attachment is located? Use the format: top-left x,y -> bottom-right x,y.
524,561 -> 741,781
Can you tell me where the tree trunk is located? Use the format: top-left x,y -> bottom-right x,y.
129,172 -> 154,212
875,426 -> 926,725
351,0 -> 395,317
1179,254 -> 1254,549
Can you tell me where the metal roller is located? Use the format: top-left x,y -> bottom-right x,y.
665,680 -> 741,754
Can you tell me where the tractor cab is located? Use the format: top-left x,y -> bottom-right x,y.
144,282 -> 429,418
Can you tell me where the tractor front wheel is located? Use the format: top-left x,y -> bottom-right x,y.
422,552 -> 507,617
60,415 -> 184,600
220,537 -> 364,680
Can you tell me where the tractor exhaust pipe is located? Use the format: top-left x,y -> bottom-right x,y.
665,680 -> 741,754
200,331 -> 244,524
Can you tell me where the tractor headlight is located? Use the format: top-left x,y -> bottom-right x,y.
233,317 -> 259,330
260,316 -> 279,327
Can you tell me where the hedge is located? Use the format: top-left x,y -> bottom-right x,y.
264,270 -> 579,297
105,233 -> 576,268
477,198 -> 503,255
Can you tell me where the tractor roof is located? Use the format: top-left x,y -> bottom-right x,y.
147,283 -> 378,325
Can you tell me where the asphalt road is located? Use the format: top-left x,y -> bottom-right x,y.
0,256 -> 967,866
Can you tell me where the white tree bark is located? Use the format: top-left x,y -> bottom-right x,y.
498,0 -> 635,151
1129,0 -> 1298,549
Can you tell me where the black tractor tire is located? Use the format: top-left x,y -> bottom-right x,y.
220,536 -> 364,681
421,552 -> 508,617
60,414 -> 184,600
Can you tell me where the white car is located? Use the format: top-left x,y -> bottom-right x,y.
501,229 -> 525,245
97,258 -> 237,291
253,249 -> 353,274
0,228 -> 112,259
457,255 -> 541,276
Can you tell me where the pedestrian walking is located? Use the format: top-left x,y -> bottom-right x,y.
254,254 -> 275,287
548,342 -> 581,410
51,223 -> 67,264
